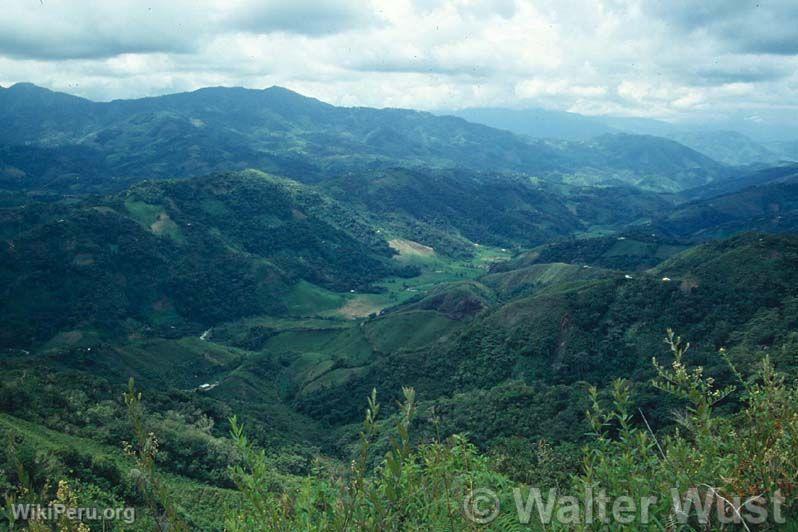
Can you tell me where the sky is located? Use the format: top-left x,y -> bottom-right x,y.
1,0 -> 797,129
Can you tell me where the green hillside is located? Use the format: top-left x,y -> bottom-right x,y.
659,180 -> 798,239
492,233 -> 689,272
0,83 -> 730,194
322,169 -> 584,252
3,218 -> 798,528
0,171 -> 416,347
292,233 -> 798,435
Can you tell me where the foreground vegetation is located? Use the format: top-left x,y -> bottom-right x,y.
3,332 -> 796,529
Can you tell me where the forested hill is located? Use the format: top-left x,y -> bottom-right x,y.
0,171 -> 415,347
293,232 -> 798,427
0,168 -> 674,346
1,83 -> 729,193
657,175 -> 798,239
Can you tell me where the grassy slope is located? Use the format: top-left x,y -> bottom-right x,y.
0,413 -> 237,530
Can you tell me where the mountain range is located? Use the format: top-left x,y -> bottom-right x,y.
448,106 -> 798,166
4,82 -> 798,345
1,82 -> 734,194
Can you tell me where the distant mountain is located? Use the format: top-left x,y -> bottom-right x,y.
446,107 -> 617,141
684,116 -> 798,144
450,108 -> 762,164
0,83 -> 549,181
767,140 -> 798,161
0,83 -> 729,193
449,104 -> 791,166
599,115 -> 680,137
666,130 -> 784,166
554,133 -> 729,191
0,82 -> 99,144
578,114 -> 796,166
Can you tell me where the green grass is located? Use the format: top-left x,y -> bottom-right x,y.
39,336 -> 248,389
258,310 -> 461,397
301,366 -> 368,394
178,245 -> 512,409
332,245 -> 512,318
364,310 -> 459,353
262,329 -> 343,353
262,323 -> 375,388
146,298 -> 184,328
211,315 -> 349,344
124,198 -> 162,225
39,328 -> 104,352
118,337 -> 243,384
271,245 -> 510,321
604,238 -> 653,257
283,280 -> 347,316
482,262 -> 617,298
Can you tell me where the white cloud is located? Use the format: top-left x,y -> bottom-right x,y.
0,0 -> 795,126
222,0 -> 382,36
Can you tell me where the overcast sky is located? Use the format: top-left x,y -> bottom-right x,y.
1,0 -> 797,127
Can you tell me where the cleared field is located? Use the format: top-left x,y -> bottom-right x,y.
124,198 -> 184,242
331,244 -> 512,318
337,296 -> 387,318
389,238 -> 435,257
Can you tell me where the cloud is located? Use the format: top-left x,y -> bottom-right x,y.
343,1 -> 560,77
0,1 -> 210,60
693,63 -> 790,85
0,0 -> 795,130
644,0 -> 798,56
224,0 -> 382,36
0,0 -> 380,61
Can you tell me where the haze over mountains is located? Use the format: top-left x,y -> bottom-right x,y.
448,106 -> 798,165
